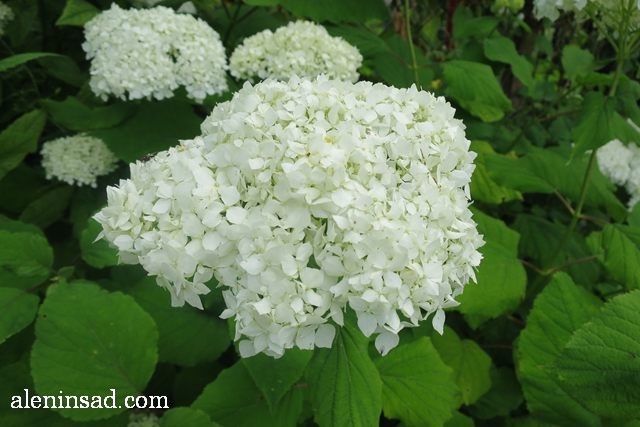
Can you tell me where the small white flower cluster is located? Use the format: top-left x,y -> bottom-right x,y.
533,0 -> 586,21
597,139 -> 640,209
128,413 -> 159,427
41,135 -> 118,188
95,77 -> 483,358
83,4 -> 227,102
0,1 -> 14,36
534,0 -> 640,29
229,21 -> 362,83
134,0 -> 197,14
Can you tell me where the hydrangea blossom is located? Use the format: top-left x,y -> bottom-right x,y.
533,0 -> 640,29
596,139 -> 632,186
96,77 -> 483,358
83,4 -> 227,102
229,21 -> 362,83
128,413 -> 159,427
533,0 -> 586,21
41,135 -> 118,187
0,1 -> 14,36
597,139 -> 640,209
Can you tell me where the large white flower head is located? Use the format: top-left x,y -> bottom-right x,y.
229,21 -> 362,83
41,135 -> 118,188
533,0 -> 587,21
83,4 -> 227,102
597,139 -> 632,186
0,1 -> 14,36
96,77 -> 483,358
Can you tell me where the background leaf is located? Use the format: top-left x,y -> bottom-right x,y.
0,110 -> 46,181
443,60 -> 512,122
376,337 -> 458,427
516,273 -> 601,426
554,290 -> 640,420
307,322 -> 382,427
0,287 -> 39,344
31,281 -> 158,421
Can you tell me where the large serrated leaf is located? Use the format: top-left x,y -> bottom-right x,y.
31,281 -> 158,421
516,273 -> 601,426
376,337 -> 458,427
307,322 -> 382,427
555,290 -> 640,420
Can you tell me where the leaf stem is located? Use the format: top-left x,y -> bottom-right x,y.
403,0 -> 421,88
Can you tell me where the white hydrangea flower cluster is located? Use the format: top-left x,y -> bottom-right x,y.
533,0 -> 640,28
128,413 -> 159,427
134,0 -> 197,14
533,0 -> 586,21
597,139 -> 640,209
229,21 -> 362,83
95,77 -> 483,358
83,4 -> 227,102
0,1 -> 14,36
41,135 -> 118,188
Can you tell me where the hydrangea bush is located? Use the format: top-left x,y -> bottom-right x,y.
1,1 -> 640,427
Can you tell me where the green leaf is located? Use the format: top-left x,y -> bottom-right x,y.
277,0 -> 389,23
243,0 -> 281,4
56,0 -> 99,26
469,367 -> 524,419
243,349 -> 312,411
443,60 -> 512,122
452,7 -> 498,41
307,322 -> 382,427
515,214 -> 600,286
327,26 -> 389,57
0,287 -> 39,345
193,362 -> 302,427
19,186 -> 73,229
590,225 -> 640,289
432,328 -> 493,405
0,359 -> 129,426
31,281 -> 158,421
470,141 -> 521,204
572,92 -> 615,159
38,56 -> 88,87
375,337 -> 458,427
445,412 -> 475,427
457,210 -> 526,326
129,278 -> 230,366
484,36 -> 534,87
0,53 -> 61,73
371,35 -> 434,88
0,165 -> 48,215
90,99 -> 201,162
161,407 -> 221,427
555,290 -> 640,420
516,273 -> 601,426
484,146 -> 626,219
0,229 -> 53,290
561,45 -> 594,82
41,97 -> 135,131
0,110 -> 46,181
80,219 -> 118,269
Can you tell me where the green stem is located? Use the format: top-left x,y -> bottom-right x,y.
403,0 -> 421,88
545,150 -> 597,268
